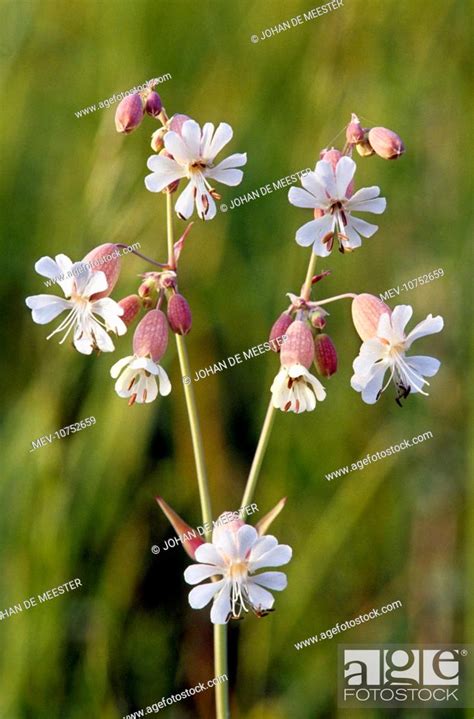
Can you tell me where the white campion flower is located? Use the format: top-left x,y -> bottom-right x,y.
184,515 -> 292,624
110,355 -> 171,404
110,309 -> 171,405
270,320 -> 326,413
144,119 -> 246,221
288,156 -> 386,256
351,305 -> 444,405
25,255 -> 126,354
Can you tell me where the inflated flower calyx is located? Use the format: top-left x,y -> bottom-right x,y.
351,293 -> 391,341
280,320 -> 315,369
314,334 -> 338,377
269,312 -> 293,351
82,243 -> 121,300
133,309 -> 169,362
145,91 -> 163,118
167,293 -> 192,335
368,127 -> 405,160
117,295 -> 141,326
114,94 -> 144,134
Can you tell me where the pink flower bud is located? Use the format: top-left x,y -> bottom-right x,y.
368,127 -> 405,160
114,93 -> 144,134
309,307 -> 328,330
351,293 -> 391,341
138,277 -> 159,300
314,334 -> 338,377
167,293 -> 192,335
155,496 -> 205,560
346,113 -> 365,144
168,113 -> 191,134
144,91 -> 162,118
118,294 -> 141,326
280,320 -> 314,369
150,127 -> 166,152
269,312 -> 293,351
320,148 -> 342,169
133,309 -> 168,362
82,243 -> 121,299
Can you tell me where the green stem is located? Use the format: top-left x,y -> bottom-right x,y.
241,251 -> 317,507
165,193 -> 228,719
214,624 -> 230,718
241,399 -> 276,507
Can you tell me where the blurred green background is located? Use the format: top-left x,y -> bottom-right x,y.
0,0 -> 472,717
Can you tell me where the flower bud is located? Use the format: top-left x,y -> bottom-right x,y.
167,293 -> 192,335
280,320 -> 314,369
355,137 -> 375,157
150,127 -> 166,152
82,243 -> 121,299
351,293 -> 391,341
314,334 -> 338,377
308,307 -> 328,330
368,127 -> 405,160
133,309 -> 168,362
114,93 -> 144,134
156,496 -> 205,560
168,113 -> 191,134
144,91 -> 162,118
269,312 -> 293,351
118,295 -> 141,326
138,276 -> 159,301
346,113 -> 365,144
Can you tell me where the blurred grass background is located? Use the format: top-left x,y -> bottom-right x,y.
0,0 -> 472,717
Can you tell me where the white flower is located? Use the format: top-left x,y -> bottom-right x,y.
145,119 -> 246,220
351,305 -> 444,404
25,255 -> 126,354
271,363 -> 326,413
184,519 -> 292,624
110,355 -> 171,404
288,156 -> 386,256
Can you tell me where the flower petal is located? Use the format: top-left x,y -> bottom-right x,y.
195,543 -> 225,566
145,156 -> 185,193
405,355 -> 441,378
204,123 -> 233,161
110,355 -> 134,378
250,571 -> 287,591
295,215 -> 334,254
25,295 -> 72,324
156,365 -> 172,396
210,582 -> 232,624
405,314 -> 444,348
352,363 -> 388,404
236,525 -> 258,557
206,167 -> 243,186
189,580 -> 223,609
249,544 -> 292,571
335,156 -> 356,197
184,564 -> 219,585
246,582 -> 275,611
314,160 -> 337,198
180,120 -> 202,158
391,305 -> 413,337
348,216 -> 379,238
288,186 -> 319,209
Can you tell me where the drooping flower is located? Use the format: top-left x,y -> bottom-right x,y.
288,156 -> 386,255
25,254 -> 126,354
271,320 -> 326,413
110,309 -> 171,404
351,304 -> 443,405
184,513 -> 292,624
144,119 -> 246,220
